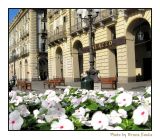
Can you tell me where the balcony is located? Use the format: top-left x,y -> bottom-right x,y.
20,31 -> 29,40
41,29 -> 47,39
9,57 -> 14,63
48,10 -> 54,18
41,17 -> 47,22
20,51 -> 29,58
9,55 -> 20,64
48,26 -> 67,45
124,9 -> 145,17
61,9 -> 67,14
94,9 -> 117,25
70,22 -> 85,35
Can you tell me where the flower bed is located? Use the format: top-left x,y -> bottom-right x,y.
9,86 -> 151,130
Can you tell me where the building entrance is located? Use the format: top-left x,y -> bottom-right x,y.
127,18 -> 151,82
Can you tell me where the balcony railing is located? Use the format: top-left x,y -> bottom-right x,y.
9,57 -> 14,63
20,31 -> 29,40
20,51 -> 29,58
70,9 -> 117,35
48,10 -> 54,18
9,55 -> 20,63
48,26 -> 66,44
70,22 -> 83,34
124,9 -> 145,17
41,29 -> 47,39
94,9 -> 117,23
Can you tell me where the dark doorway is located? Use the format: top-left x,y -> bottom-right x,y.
73,40 -> 83,81
143,58 -> 152,81
39,58 -> 48,80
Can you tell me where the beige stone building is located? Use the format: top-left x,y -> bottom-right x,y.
9,9 -> 151,84
9,9 -> 48,81
47,9 -> 151,84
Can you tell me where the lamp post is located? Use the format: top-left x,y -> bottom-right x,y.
12,50 -> 16,86
13,51 -> 16,76
77,9 -> 100,82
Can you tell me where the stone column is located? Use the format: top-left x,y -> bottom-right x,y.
29,9 -> 38,81
116,9 -> 136,83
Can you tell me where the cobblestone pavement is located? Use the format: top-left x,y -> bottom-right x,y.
12,80 -> 151,94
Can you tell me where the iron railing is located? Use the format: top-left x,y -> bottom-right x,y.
94,9 -> 117,23
70,22 -> 83,34
48,25 -> 66,43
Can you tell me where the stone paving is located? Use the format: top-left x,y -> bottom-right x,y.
12,80 -> 151,94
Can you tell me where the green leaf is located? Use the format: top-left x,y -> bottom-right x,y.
111,95 -> 117,101
9,103 -> 15,111
119,123 -> 126,129
35,123 -> 51,130
132,125 -> 144,130
86,101 -> 98,111
123,105 -> 134,111
38,108 -> 48,116
22,115 -> 37,130
69,116 -> 82,128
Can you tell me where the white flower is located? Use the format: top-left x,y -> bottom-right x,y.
127,91 -> 134,96
81,95 -> 88,103
105,126 -> 114,130
147,105 -> 151,116
143,97 -> 151,105
118,109 -> 127,118
105,126 -> 123,130
10,96 -> 23,106
28,93 -> 34,99
91,111 -> 109,130
104,91 -> 116,98
33,109 -> 40,119
17,105 -> 30,117
38,93 -> 43,98
72,107 -> 86,120
71,97 -> 81,108
47,92 -> 61,103
37,119 -> 46,123
64,86 -> 71,95
82,90 -> 88,95
114,126 -> 123,130
95,97 -> 105,106
35,98 -> 40,104
42,100 -> 56,109
9,110 -> 24,130
132,105 -> 149,125
51,119 -> 74,130
45,106 -> 67,122
109,110 -> 122,125
44,90 -> 56,96
117,87 -> 124,92
97,91 -> 105,95
146,86 -> 151,94
116,92 -> 132,107
9,91 -> 17,98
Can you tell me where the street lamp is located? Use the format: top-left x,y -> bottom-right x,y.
77,9 -> 100,82
13,50 -> 16,76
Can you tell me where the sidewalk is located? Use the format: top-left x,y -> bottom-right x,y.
12,80 -> 151,94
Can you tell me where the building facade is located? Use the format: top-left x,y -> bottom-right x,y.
47,9 -> 151,84
9,9 -> 151,84
9,9 -> 48,81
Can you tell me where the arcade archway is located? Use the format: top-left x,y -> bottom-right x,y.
39,58 -> 48,80
73,40 -> 83,81
126,18 -> 151,81
56,47 -> 63,78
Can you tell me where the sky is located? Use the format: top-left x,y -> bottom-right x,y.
9,9 -> 20,23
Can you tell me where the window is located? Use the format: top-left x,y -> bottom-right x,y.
109,26 -> 116,39
63,16 -> 67,23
